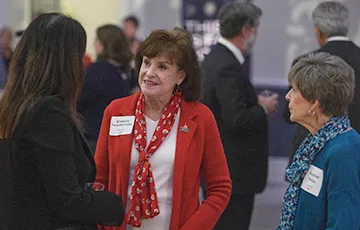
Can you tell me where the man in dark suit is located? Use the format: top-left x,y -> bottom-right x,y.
201,2 -> 278,230
283,1 -> 360,156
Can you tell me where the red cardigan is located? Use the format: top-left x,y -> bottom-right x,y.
94,93 -> 231,230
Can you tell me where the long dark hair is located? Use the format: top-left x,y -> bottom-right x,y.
96,24 -> 133,71
0,13 -> 87,139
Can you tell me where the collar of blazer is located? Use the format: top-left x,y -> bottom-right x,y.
115,92 -> 199,227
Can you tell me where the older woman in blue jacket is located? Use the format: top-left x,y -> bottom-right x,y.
278,52 -> 360,230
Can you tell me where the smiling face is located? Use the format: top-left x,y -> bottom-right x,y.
138,54 -> 185,100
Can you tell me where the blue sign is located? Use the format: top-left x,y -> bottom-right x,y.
182,0 -> 232,61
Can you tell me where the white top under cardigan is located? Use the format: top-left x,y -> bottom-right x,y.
126,110 -> 180,230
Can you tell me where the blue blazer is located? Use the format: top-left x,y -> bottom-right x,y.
293,129 -> 360,229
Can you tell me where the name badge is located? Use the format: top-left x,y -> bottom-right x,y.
301,164 -> 323,197
109,116 -> 135,136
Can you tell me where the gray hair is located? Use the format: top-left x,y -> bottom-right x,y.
289,52 -> 355,117
218,2 -> 262,38
312,1 -> 349,37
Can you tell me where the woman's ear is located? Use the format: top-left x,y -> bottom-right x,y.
311,100 -> 321,114
177,70 -> 186,85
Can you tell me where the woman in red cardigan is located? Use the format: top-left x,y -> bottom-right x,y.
94,27 -> 231,230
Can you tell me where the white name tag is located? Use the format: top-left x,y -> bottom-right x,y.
301,164 -> 323,197
109,116 -> 135,136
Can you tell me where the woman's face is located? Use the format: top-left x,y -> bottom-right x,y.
93,38 -> 104,56
138,54 -> 185,100
285,85 -> 317,124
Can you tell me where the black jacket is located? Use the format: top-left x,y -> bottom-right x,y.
0,97 -> 124,229
201,43 -> 268,194
283,40 -> 360,153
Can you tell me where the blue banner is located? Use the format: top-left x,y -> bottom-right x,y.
182,0 -> 232,61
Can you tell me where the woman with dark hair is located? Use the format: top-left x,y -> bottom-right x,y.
0,13 -> 124,229
94,28 -> 231,230
78,24 -> 137,154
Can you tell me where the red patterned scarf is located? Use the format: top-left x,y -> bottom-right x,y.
125,92 -> 182,227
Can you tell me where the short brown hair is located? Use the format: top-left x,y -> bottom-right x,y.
289,52 -> 355,116
135,27 -> 201,102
